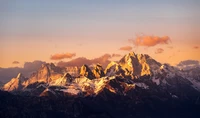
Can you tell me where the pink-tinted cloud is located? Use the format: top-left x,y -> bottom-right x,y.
112,53 -> 122,57
93,54 -> 112,63
155,48 -> 164,54
129,35 -> 170,47
12,61 -> 20,64
193,46 -> 199,49
119,46 -> 132,51
50,53 -> 76,60
57,54 -> 112,68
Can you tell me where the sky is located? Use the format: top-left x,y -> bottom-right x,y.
0,0 -> 200,68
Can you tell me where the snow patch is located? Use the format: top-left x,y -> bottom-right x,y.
152,77 -> 160,85
60,88 -> 81,95
135,83 -> 149,89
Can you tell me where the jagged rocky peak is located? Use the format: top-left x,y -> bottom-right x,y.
16,73 -> 26,81
51,73 -> 73,86
17,73 -> 23,78
27,63 -> 63,85
63,73 -> 73,82
92,63 -> 105,78
119,52 -> 152,77
80,64 -> 95,79
40,63 -> 61,73
104,61 -> 125,77
2,73 -> 27,91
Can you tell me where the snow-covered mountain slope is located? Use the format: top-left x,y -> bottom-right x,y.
178,67 -> 200,91
2,52 -> 200,98
40,76 -> 150,97
50,73 -> 72,86
2,73 -> 28,91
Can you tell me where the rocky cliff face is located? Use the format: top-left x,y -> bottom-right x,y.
119,52 -> 156,77
80,64 -> 95,79
2,52 -> 200,100
25,63 -> 63,86
92,64 -> 105,78
2,73 -> 27,91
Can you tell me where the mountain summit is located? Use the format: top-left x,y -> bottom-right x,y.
2,52 -> 200,99
3,73 -> 27,91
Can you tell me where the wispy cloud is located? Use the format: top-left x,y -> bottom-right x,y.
50,53 -> 76,60
12,61 -> 20,64
155,48 -> 164,54
119,46 -> 132,51
129,35 -> 171,47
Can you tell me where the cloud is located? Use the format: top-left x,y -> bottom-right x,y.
112,53 -> 122,57
0,60 -> 46,83
50,53 -> 76,60
93,54 -> 111,63
177,60 -> 199,66
57,54 -> 112,68
177,60 -> 200,70
155,48 -> 164,54
119,46 -> 132,51
193,46 -> 199,49
57,57 -> 90,67
129,35 -> 170,47
12,61 -> 20,64
23,60 -> 46,71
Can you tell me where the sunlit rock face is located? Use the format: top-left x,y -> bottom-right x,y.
26,63 -> 63,86
119,52 -> 152,77
2,51 -> 200,100
80,64 -> 95,79
3,73 -> 27,91
92,64 -> 105,78
50,73 -> 73,86
104,61 -> 125,77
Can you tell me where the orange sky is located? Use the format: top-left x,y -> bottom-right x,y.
0,0 -> 200,68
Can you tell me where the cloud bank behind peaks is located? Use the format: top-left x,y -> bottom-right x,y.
129,35 -> 171,47
57,54 -> 112,68
177,60 -> 200,70
177,60 -> 199,66
50,53 -> 76,60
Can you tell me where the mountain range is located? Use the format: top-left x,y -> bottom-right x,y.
1,52 -> 200,118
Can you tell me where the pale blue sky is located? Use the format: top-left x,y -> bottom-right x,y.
0,0 -> 200,67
